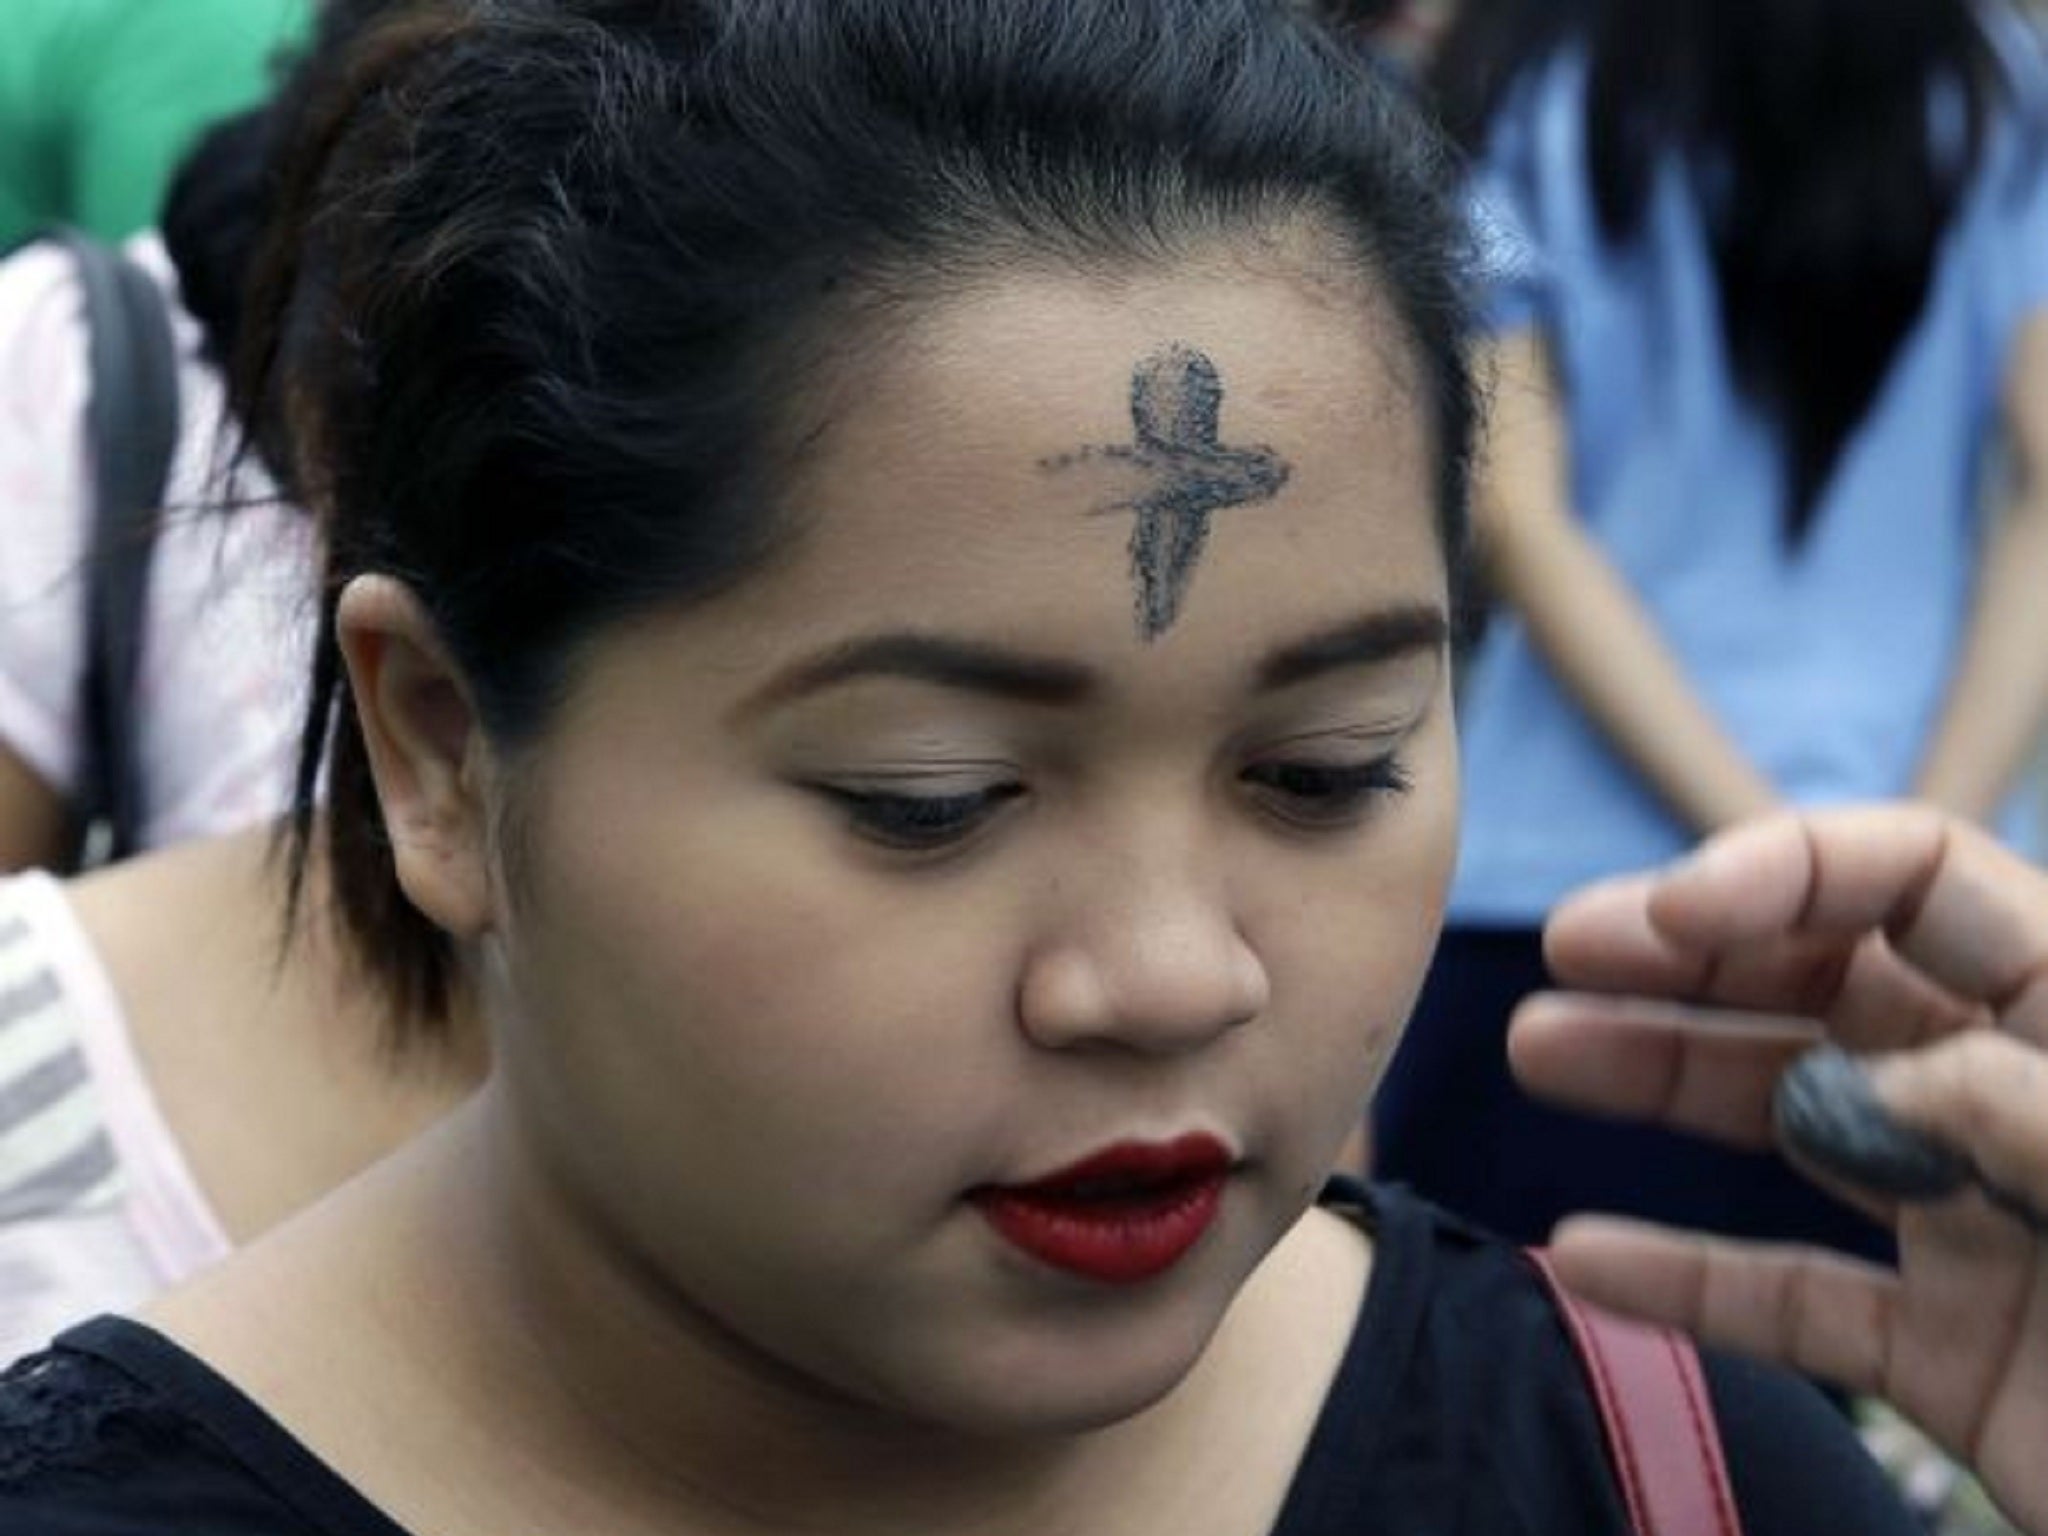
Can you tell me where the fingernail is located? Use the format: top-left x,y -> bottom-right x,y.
1773,1045 -> 1972,1201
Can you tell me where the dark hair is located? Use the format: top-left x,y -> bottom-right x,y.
161,113 -> 270,371
236,0 -> 1479,1036
160,3 -> 419,414
1432,0 -> 2014,542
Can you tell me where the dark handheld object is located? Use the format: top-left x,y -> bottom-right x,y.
1773,1045 -> 2047,1235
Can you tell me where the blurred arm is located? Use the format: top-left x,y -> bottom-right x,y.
1474,329 -> 1780,833
1913,307 -> 2048,821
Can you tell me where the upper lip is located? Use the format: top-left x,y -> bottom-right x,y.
987,1133 -> 1236,1198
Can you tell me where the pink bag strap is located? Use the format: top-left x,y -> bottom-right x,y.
1524,1249 -> 1746,1536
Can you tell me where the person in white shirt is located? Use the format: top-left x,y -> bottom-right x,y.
0,4 -> 391,873
0,823 -> 481,1363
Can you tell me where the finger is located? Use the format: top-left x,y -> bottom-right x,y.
1872,1032 -> 2048,1226
1826,931 -> 1992,1052
1547,813 -> 1996,1047
1509,992 -> 1815,1148
1647,805 -> 1946,941
1510,998 -> 1903,1223
1543,1216 -> 1902,1402
1890,830 -> 2048,1048
1654,808 -> 2048,1043
1689,931 -> 1852,1018
1547,907 -> 1985,1053
1545,874 -> 1855,1011
1541,872 -> 1714,996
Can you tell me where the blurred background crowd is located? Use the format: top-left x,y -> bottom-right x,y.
2,2 -> 2046,1531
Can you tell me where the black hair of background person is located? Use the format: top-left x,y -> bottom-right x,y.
160,1 -> 403,381
225,0 -> 1480,1041
160,113 -> 269,373
1430,0 -> 2006,543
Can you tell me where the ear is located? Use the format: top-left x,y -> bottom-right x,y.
336,575 -> 496,938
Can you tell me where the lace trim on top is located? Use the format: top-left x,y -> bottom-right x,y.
0,1347 -> 163,1483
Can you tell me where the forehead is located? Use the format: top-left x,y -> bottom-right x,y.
698,250 -> 1443,668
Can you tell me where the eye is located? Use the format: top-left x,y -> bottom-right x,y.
817,783 -> 1025,852
1241,755 -> 1412,830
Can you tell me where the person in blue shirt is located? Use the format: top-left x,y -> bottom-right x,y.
1374,0 -> 2048,1259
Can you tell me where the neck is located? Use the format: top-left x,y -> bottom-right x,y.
152,1092 -> 1364,1536
417,1094 -> 1200,1534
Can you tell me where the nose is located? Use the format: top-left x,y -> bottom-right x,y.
1016,860 -> 1270,1056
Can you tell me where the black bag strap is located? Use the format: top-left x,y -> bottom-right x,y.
49,230 -> 180,864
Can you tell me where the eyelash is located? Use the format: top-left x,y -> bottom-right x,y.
820,754 -> 1411,852
820,784 -> 1024,852
1240,754 -> 1413,829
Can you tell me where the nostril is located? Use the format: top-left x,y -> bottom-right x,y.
1225,941 -> 1272,1027
1016,922 -> 1268,1052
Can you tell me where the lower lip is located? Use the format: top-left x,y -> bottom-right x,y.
972,1173 -> 1227,1285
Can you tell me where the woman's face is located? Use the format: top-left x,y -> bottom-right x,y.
478,248 -> 1457,1435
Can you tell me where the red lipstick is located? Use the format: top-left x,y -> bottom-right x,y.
972,1134 -> 1231,1285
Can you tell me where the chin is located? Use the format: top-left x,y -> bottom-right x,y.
897,1353 -> 1206,1442
866,1278 -> 1239,1442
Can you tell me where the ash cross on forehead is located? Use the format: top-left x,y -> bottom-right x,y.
1043,343 -> 1291,641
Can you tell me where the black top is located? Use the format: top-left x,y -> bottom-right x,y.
0,1184 -> 1915,1534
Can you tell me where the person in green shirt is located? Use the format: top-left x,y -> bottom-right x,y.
0,0 -> 309,251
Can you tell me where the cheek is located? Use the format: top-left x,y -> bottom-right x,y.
499,797 -> 1018,1190
1258,758 -> 1458,1098
1365,743 -> 1459,1033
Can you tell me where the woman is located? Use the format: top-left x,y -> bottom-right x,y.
0,3 -> 1915,1530
1375,0 -> 2048,1258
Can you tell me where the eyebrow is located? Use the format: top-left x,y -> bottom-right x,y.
1255,606 -> 1450,691
742,634 -> 1095,714
740,604 -> 1448,716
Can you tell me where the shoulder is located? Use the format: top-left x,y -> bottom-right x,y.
0,233 -> 184,370
0,236 -> 92,439
0,237 -> 97,668
1323,1184 -> 1915,1534
0,230 -> 208,414
0,1319 -> 359,1534
0,1327 -> 266,1528
1478,46 -> 1588,185
1302,1183 -> 1636,1530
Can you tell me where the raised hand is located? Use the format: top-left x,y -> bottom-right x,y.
1508,804 -> 2048,1535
